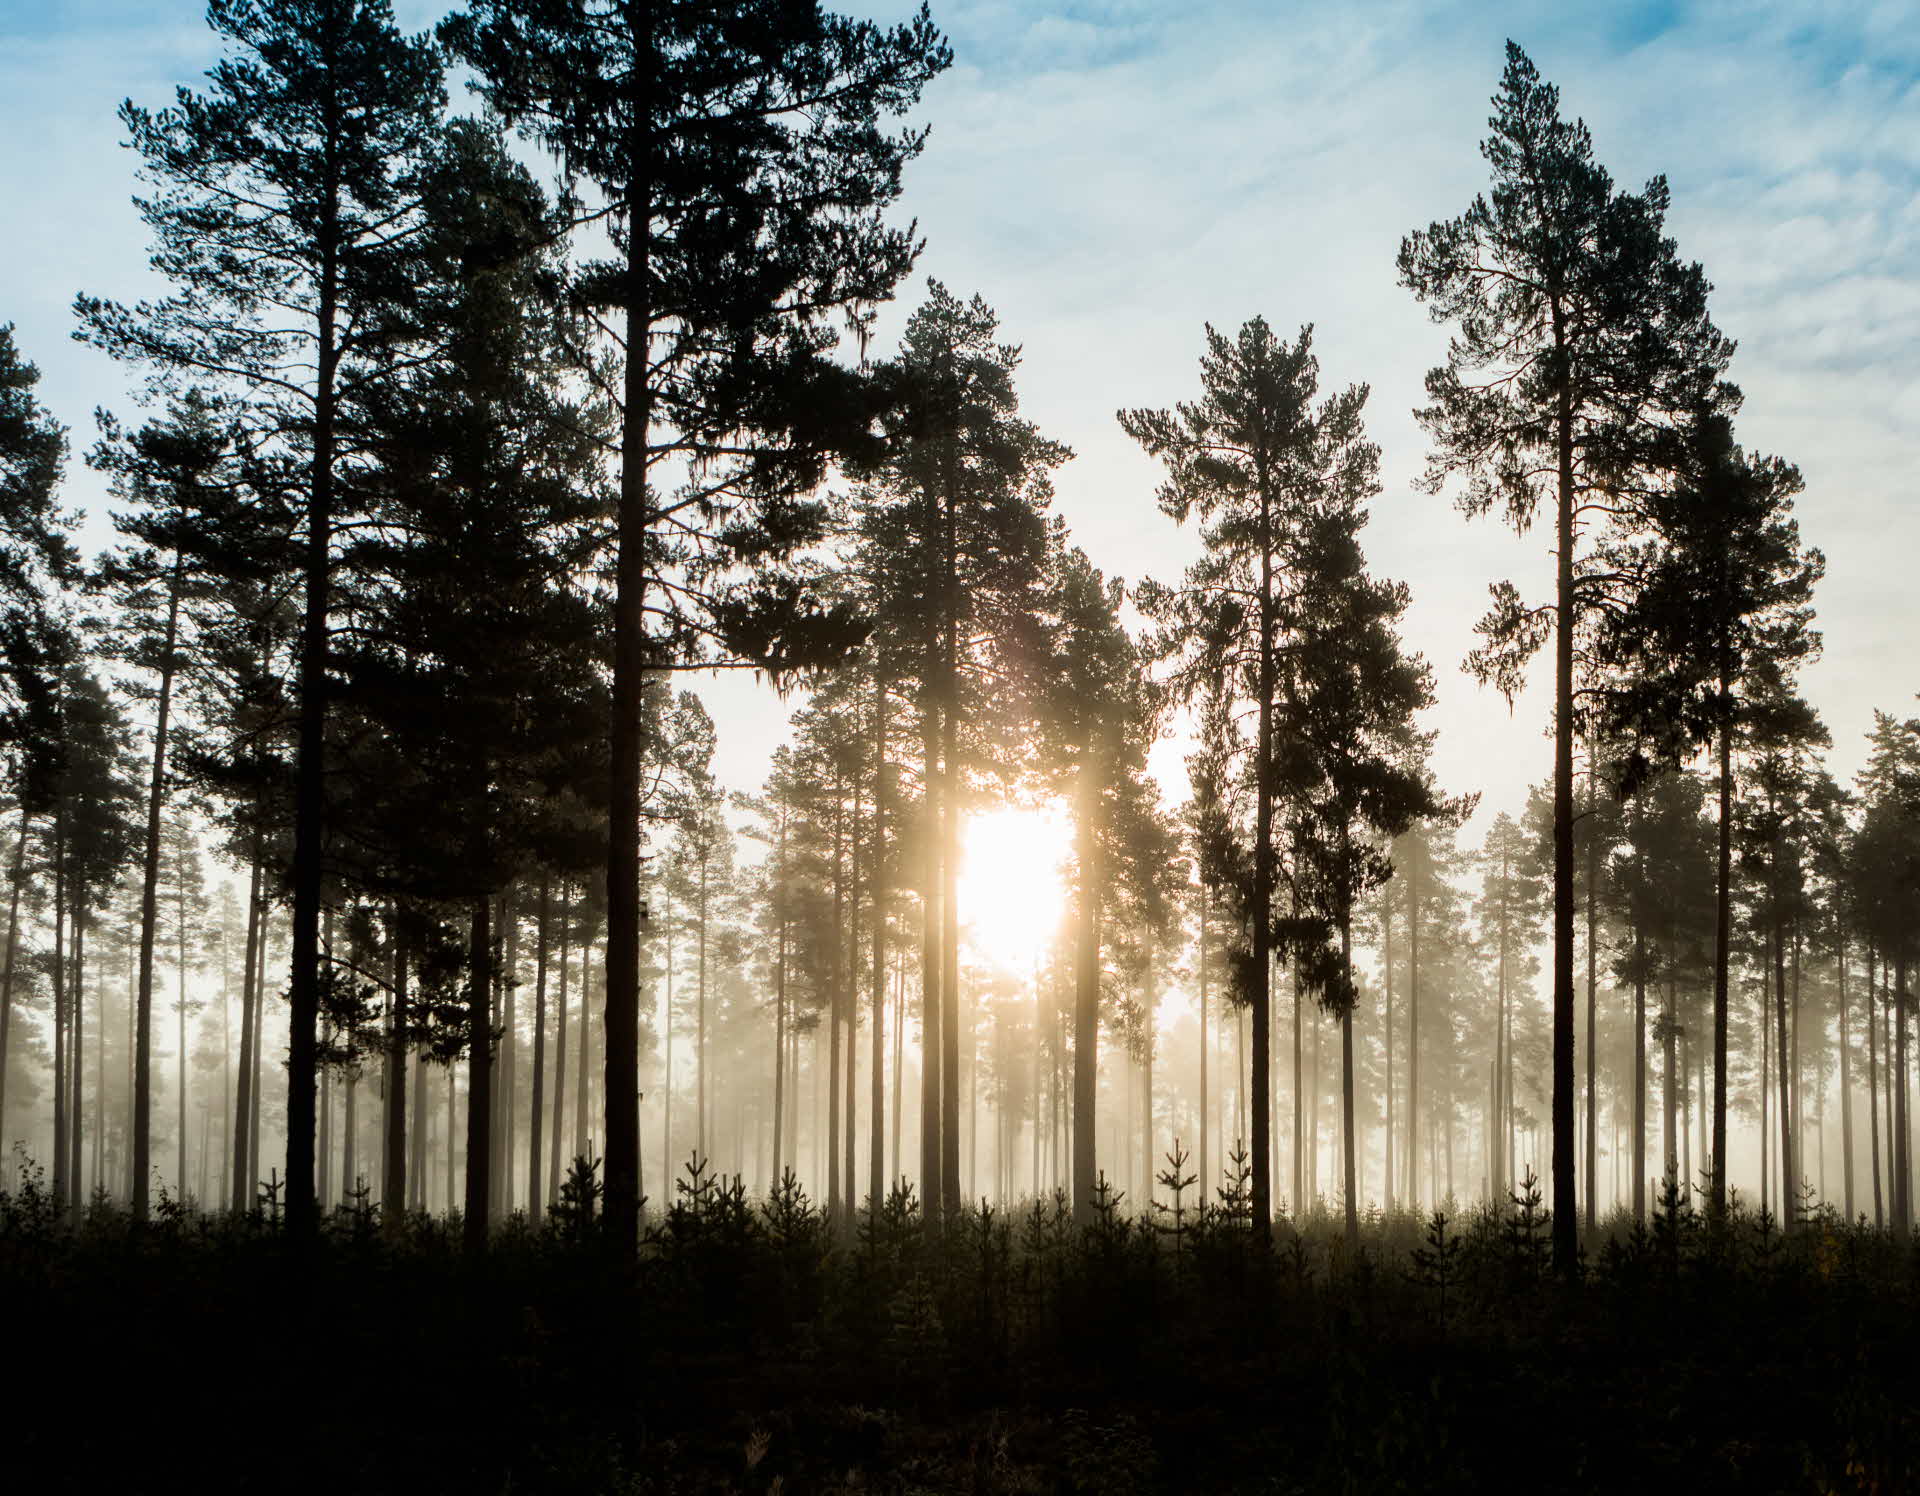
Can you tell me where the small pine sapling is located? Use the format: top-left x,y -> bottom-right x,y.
1408,1209 -> 1463,1323
1154,1138 -> 1199,1263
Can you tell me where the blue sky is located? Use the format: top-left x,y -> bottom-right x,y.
2,0 -> 1916,830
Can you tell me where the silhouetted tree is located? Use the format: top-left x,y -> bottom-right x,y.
443,0 -> 949,1247
77,0 -> 448,1236
1398,43 -> 1734,1271
1127,318 -> 1381,1237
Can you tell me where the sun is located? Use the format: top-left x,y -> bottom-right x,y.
956,804 -> 1073,962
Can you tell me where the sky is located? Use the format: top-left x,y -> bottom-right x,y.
2,0 -> 1916,846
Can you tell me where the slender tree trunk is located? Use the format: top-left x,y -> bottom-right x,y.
1840,930 -> 1853,1222
1896,956 -> 1910,1240
575,933 -> 592,1162
1382,884 -> 1394,1213
52,814 -> 67,1211
772,836 -> 788,1186
939,693 -> 961,1220
0,819 -> 28,1135
1634,929 -> 1647,1225
1071,744 -> 1102,1225
499,888 -> 516,1217
1869,947 -> 1883,1228
1710,698 -> 1734,1214
132,567 -> 183,1222
1198,880 -> 1209,1210
248,906 -> 264,1203
919,703 -> 941,1214
548,885 -> 570,1205
383,913 -> 408,1223
70,910 -> 85,1212
1340,918 -> 1358,1251
1665,966 -> 1678,1183
217,908 -> 229,1208
827,801 -> 843,1219
1407,850 -> 1422,1212
869,679 -> 888,1211
1584,756 -> 1599,1235
1293,938 -> 1304,1214
1773,922 -> 1794,1229
177,841 -> 191,1203
287,217 -> 343,1240
659,890 -> 671,1204
1549,327 -> 1577,1275
1761,979 -> 1771,1216
697,854 -> 709,1159
464,896 -> 492,1250
601,58 -> 656,1248
1791,925 -> 1803,1204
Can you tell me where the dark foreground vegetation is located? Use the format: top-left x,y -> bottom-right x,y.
7,1154 -> 1913,1494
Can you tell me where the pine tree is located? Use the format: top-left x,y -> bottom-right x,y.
1598,409 -> 1821,1215
77,0 -> 447,1236
1126,318 -> 1382,1238
443,0 -> 949,1247
850,283 -> 1066,1217
1398,43 -> 1735,1271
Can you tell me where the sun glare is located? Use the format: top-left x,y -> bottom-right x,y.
956,805 -> 1073,962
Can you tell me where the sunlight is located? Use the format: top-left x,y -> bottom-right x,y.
957,804 -> 1074,963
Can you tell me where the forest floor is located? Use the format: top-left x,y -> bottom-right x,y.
3,1162 -> 1913,1494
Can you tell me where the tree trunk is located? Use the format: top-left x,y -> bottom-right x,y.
383,912 -> 408,1223
70,910 -> 85,1211
869,679 -> 888,1211
919,702 -> 941,1214
1840,931 -> 1853,1222
601,67 -> 655,1248
1633,929 -> 1646,1225
1773,922 -> 1794,1229
1382,884 -> 1393,1213
1406,849 -> 1422,1212
1868,947 -> 1882,1228
1198,880 -> 1209,1210
1896,956 -> 1910,1240
132,564 -> 183,1222
52,814 -> 67,1211
463,895 -> 492,1250
547,885 -> 570,1206
1071,745 -> 1102,1225
287,214 -> 342,1240
499,888 -> 517,1217
177,838 -> 191,1203
1584,757 -> 1599,1234
697,852 -> 709,1160
0,819 -> 28,1142
1549,323 -> 1577,1275
1664,966 -> 1678,1183
1710,695 -> 1734,1214
827,799 -> 843,1219
1340,918 -> 1358,1252
772,827 -> 788,1187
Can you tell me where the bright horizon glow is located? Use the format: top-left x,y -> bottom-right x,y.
957,804 -> 1073,964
